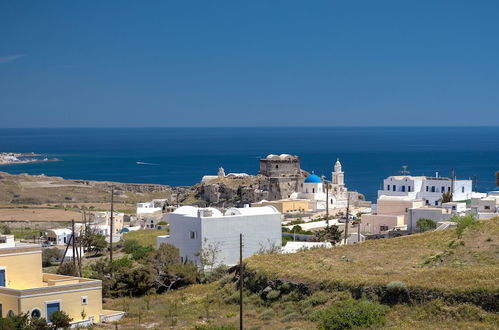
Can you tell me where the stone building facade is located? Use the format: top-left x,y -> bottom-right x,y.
259,154 -> 306,200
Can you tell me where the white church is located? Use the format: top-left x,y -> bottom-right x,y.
291,159 -> 349,210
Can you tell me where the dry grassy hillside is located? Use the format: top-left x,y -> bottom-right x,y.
103,218 -> 499,329
247,217 -> 499,294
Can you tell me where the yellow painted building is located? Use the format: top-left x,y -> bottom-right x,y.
252,199 -> 311,213
0,235 -> 123,326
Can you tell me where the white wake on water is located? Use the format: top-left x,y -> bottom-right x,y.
136,161 -> 159,166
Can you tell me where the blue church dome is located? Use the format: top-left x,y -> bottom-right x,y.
304,173 -> 322,183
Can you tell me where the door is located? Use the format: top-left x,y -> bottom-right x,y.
46,302 -> 60,323
0,269 -> 5,287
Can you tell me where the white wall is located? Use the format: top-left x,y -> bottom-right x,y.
164,214 -> 202,264
159,207 -> 282,267
201,213 -> 282,266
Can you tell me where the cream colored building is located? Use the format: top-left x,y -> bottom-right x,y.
252,199 -> 311,214
93,211 -> 124,234
0,235 -> 123,326
361,195 -> 424,234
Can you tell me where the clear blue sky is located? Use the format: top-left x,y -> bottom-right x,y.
1,0 -> 499,128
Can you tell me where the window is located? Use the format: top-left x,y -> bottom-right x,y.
441,186 -> 445,193
462,187 -> 465,193
189,231 -> 197,239
7,310 -> 14,318
46,302 -> 60,323
485,205 -> 491,210
312,188 -> 315,193
81,296 -> 88,305
380,225 -> 389,232
0,269 -> 5,287
31,309 -> 41,318
448,187 -> 451,192
275,165 -> 278,169
408,186 -> 411,192
435,201 -> 439,206
401,186 -> 406,192
393,185 -> 396,191
426,186 -> 429,192
431,186 -> 436,192
387,185 -> 390,191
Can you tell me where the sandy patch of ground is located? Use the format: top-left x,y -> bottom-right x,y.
19,181 -> 90,188
0,208 -> 82,221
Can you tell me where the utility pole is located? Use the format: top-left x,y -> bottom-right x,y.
357,217 -> 361,243
325,181 -> 329,227
239,233 -> 243,330
343,193 -> 350,245
77,228 -> 83,277
71,219 -> 76,270
322,175 -> 329,227
450,168 -> 455,200
110,187 -> 114,275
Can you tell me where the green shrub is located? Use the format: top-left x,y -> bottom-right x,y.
50,310 -> 72,329
42,247 -> 62,267
307,292 -> 329,306
265,289 -> 281,301
309,299 -> 389,330
123,239 -> 154,260
416,218 -> 437,232
451,214 -> 477,238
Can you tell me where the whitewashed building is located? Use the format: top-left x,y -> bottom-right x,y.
282,241 -> 332,253
157,205 -> 282,267
377,174 -> 473,206
136,201 -> 163,217
45,229 -> 73,245
471,191 -> 499,219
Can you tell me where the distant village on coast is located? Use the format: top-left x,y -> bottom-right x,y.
0,152 -> 498,328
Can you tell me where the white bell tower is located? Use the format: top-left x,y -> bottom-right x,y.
332,158 -> 344,186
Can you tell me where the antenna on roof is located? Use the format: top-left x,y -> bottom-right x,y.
399,165 -> 410,175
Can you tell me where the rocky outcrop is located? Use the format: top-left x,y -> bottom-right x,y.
193,175 -> 271,207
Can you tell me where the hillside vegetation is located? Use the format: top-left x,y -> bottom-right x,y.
103,217 -> 499,329
247,217 -> 499,294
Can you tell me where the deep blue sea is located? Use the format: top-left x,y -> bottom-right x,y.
1,127 -> 498,201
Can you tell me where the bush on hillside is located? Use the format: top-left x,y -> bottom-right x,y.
312,225 -> 343,245
123,239 -> 154,260
451,214 -> 477,238
0,224 -> 11,235
42,247 -> 62,267
57,261 -> 79,277
0,312 -> 51,330
50,310 -> 72,329
416,218 -> 437,232
309,299 -> 389,330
